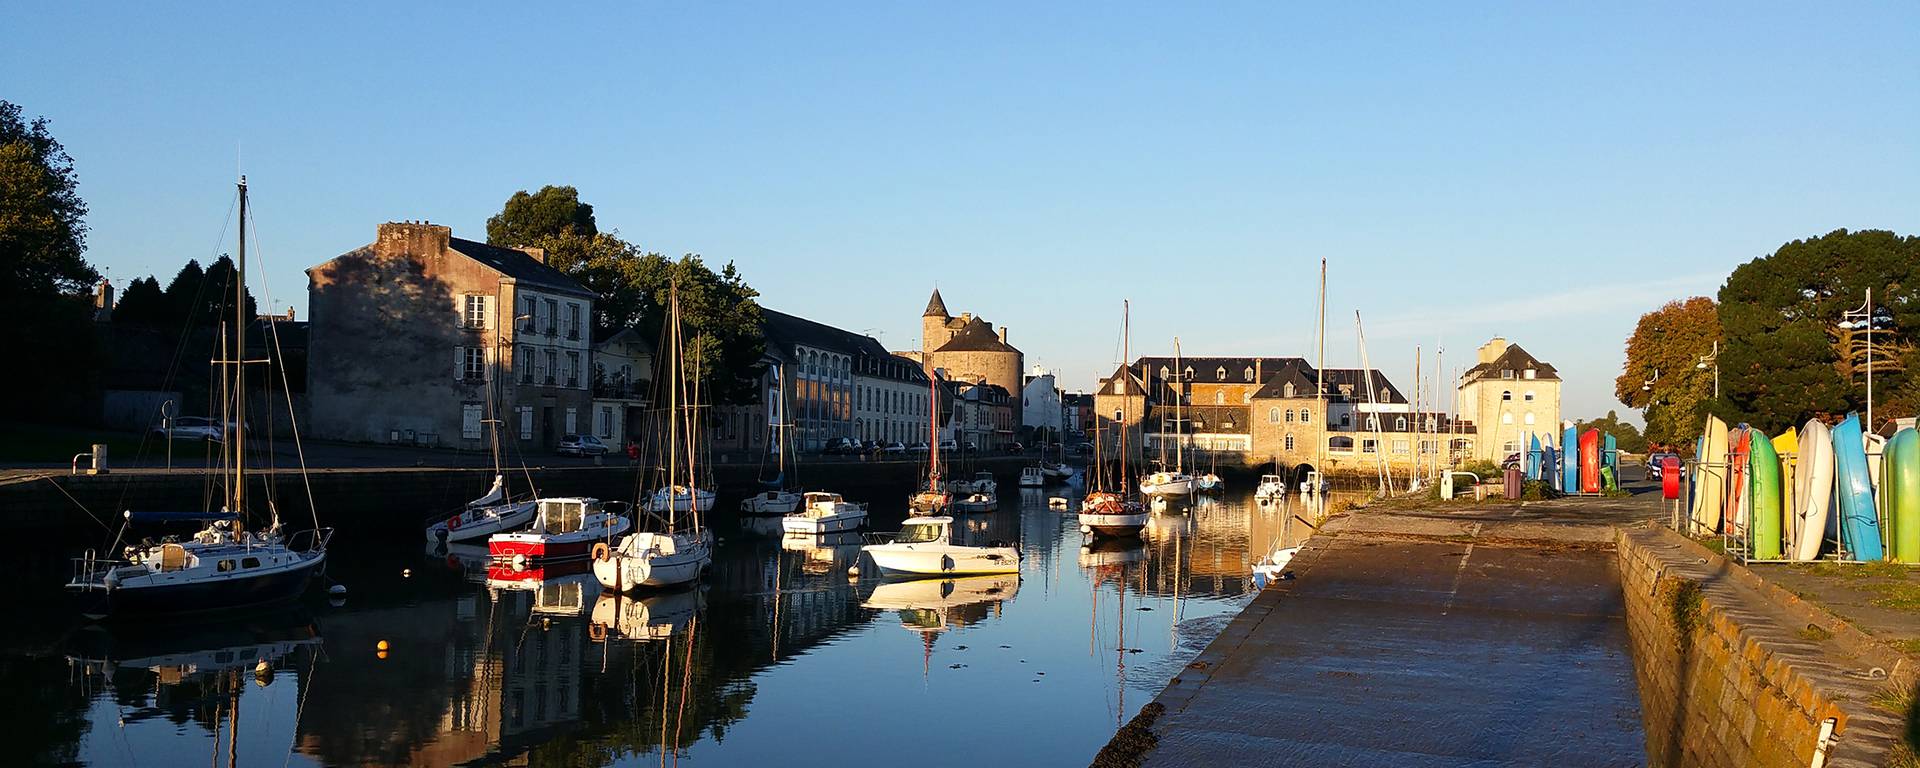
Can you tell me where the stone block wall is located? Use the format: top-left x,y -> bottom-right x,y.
1617,526 -> 1905,767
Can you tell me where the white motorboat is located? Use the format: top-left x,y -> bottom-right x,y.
949,470 -> 999,496
1019,466 -> 1046,488
1140,470 -> 1194,497
861,516 -> 1020,576
646,485 -> 717,514
427,475 -> 538,543
1078,491 -> 1148,537
489,497 -> 632,564
1255,474 -> 1288,501
592,530 -> 710,590
740,489 -> 802,515
1040,461 -> 1073,481
952,491 -> 998,513
781,491 -> 869,534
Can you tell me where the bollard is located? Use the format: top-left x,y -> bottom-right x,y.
92,444 -> 109,474
1504,467 -> 1522,499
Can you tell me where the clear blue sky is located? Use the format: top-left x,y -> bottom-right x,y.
8,2 -> 1916,423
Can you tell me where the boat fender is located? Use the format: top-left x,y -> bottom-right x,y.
447,514 -> 461,530
328,583 -> 347,596
592,542 -> 611,561
588,622 -> 606,642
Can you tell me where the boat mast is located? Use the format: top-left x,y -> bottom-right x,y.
233,176 -> 248,530
928,365 -> 941,488
1173,337 -> 1184,474
1121,301 -> 1132,494
1314,259 -> 1326,491
666,283 -> 680,532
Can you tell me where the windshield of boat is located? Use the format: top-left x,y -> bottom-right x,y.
541,500 -> 587,534
896,523 -> 945,544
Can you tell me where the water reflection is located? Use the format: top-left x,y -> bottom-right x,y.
24,485 -> 1368,766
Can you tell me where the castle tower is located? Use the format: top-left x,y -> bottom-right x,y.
922,288 -> 950,356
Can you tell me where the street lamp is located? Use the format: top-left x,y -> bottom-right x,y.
1842,289 -> 1874,430
1696,342 -> 1719,400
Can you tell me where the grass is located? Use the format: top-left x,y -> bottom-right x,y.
1872,684 -> 1914,715
1798,624 -> 1834,643
1866,581 -> 1920,611
1890,638 -> 1920,656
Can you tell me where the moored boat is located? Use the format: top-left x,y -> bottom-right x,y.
1254,474 -> 1288,501
781,491 -> 870,534
861,517 -> 1020,576
427,475 -> 538,544
488,497 -> 631,565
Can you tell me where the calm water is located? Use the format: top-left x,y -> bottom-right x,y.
16,482 -> 1347,767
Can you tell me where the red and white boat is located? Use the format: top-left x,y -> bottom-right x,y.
488,497 -> 631,565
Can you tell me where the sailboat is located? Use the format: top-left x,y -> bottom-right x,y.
1195,446 -> 1225,494
1140,337 -> 1195,497
740,372 -> 802,515
593,284 -> 714,590
909,368 -> 953,516
1082,301 -> 1149,538
426,368 -> 537,541
66,177 -> 331,619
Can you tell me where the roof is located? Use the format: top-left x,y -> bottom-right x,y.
447,238 -> 595,298
762,308 -> 928,383
1098,365 -> 1148,396
593,326 -> 655,356
1462,343 -> 1560,382
1132,356 -> 1306,387
1115,355 -> 1408,405
1249,359 -> 1319,399
1321,368 -> 1409,405
931,318 -> 1019,354
923,289 -> 949,318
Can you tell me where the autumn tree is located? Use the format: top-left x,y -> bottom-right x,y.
1616,297 -> 1720,447
1573,410 -> 1648,454
1717,229 -> 1920,433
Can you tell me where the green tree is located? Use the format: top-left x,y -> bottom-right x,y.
1717,229 -> 1920,433
486,185 -> 596,246
161,259 -> 205,326
1574,410 -> 1648,454
158,256 -> 257,327
1615,297 -> 1719,447
112,275 -> 165,325
0,100 -> 95,298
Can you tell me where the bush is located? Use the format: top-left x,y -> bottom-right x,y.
1456,460 -> 1501,484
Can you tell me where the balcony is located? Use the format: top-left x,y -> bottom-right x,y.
594,381 -> 649,400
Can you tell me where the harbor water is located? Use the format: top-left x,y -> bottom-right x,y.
13,483 -> 1348,767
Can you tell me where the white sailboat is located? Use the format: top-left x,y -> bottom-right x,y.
862,516 -> 1020,576
1082,301 -> 1149,538
66,177 -> 331,619
1141,337 -> 1195,497
594,283 -> 713,591
740,372 -> 803,515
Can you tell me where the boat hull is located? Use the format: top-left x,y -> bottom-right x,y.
489,515 -> 631,562
782,512 -> 865,534
1140,478 -> 1194,496
1079,511 -> 1148,537
70,554 -> 324,620
593,547 -> 709,590
1888,429 -> 1920,563
1791,419 -> 1835,561
427,501 -> 538,544
863,545 -> 1019,576
740,492 -> 801,516
1833,414 -> 1884,560
1748,428 -> 1783,559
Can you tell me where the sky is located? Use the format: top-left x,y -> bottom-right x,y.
7,2 -> 1917,424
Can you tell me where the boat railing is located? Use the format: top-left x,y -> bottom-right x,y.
69,549 -> 124,590
287,527 -> 335,554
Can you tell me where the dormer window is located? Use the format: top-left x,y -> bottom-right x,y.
1184,366 -> 1194,380
1159,366 -> 1170,380
1284,383 -> 1296,398
1525,368 -> 1537,380
1215,366 -> 1226,380
1243,366 -> 1254,381
1502,369 -> 1514,379
1395,416 -> 1407,431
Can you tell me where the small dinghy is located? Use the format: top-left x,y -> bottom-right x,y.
426,475 -> 537,544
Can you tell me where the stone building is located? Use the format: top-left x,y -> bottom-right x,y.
588,327 -> 653,450
305,221 -> 595,450
1456,336 -> 1562,461
1062,392 -> 1095,437
920,289 -> 1024,397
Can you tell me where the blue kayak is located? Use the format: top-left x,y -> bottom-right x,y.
1562,425 -> 1579,494
1832,413 -> 1884,561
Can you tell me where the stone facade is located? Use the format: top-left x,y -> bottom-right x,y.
920,289 -> 1024,398
306,222 -> 594,450
1456,337 -> 1563,461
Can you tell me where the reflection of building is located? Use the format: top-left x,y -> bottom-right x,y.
306,222 -> 596,450
1456,336 -> 1561,461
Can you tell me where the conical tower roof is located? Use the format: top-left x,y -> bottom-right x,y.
923,288 -> 949,318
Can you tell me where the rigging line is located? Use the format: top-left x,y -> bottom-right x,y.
244,201 -> 321,527
42,476 -> 112,533
279,645 -> 323,768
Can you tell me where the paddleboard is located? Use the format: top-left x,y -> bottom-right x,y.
1603,432 -> 1619,481
1580,429 -> 1600,494
1748,427 -> 1782,559
1832,413 -> 1884,561
1526,434 -> 1542,481
1886,428 -> 1920,563
1562,425 -> 1579,494
1792,419 -> 1835,561
1695,416 -> 1729,533
1728,428 -> 1752,537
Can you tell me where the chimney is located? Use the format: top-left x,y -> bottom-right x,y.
517,246 -> 547,264
93,279 -> 114,322
998,327 -> 1008,345
377,221 -> 452,257
1478,336 -> 1510,364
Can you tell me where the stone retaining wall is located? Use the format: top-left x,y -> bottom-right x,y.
1617,525 -> 1907,767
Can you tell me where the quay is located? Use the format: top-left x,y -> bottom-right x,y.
1102,480 -> 1913,767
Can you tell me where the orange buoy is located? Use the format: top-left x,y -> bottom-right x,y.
592,542 -> 611,561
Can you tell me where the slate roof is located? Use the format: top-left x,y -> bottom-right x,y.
762,308 -> 927,384
1462,343 -> 1560,382
931,318 -> 1019,354
1132,356 -> 1305,386
447,238 -> 594,298
923,288 -> 949,318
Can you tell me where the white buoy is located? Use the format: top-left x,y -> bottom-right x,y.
328,583 -> 347,596
1080,524 -> 1092,534
847,565 -> 861,577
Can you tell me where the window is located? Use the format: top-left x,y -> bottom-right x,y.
567,303 -> 581,339
519,407 -> 533,440
544,350 -> 557,384
1524,412 -> 1536,425
522,296 -> 537,331
1395,416 -> 1407,431
1267,407 -> 1280,423
1502,413 -> 1514,424
1329,436 -> 1354,451
1393,439 -> 1409,454
1216,366 -> 1226,380
1502,390 -> 1513,401
1366,415 -> 1379,430
460,347 -> 485,380
217,560 -> 236,572
1285,409 -> 1295,423
544,299 -> 558,335
1301,409 -> 1311,423
464,294 -> 488,329
1502,369 -> 1514,379
1159,366 -> 1170,380
1284,434 -> 1295,451
1115,410 -> 1123,421
1284,382 -> 1295,398
1244,366 -> 1255,381
241,557 -> 260,569
564,408 -> 577,434
1362,439 -> 1378,454
598,407 -> 613,438
1525,369 -> 1537,380
519,345 -> 533,383
462,403 -> 483,439
1524,391 -> 1535,401
567,352 -> 580,387
1214,392 -> 1225,405
1340,412 -> 1350,426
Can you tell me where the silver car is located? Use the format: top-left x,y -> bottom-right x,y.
150,416 -> 225,442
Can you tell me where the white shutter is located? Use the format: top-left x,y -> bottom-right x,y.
483,295 -> 496,331
454,346 -> 465,380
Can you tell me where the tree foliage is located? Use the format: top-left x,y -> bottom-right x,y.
1615,297 -> 1720,447
486,185 -> 596,247
141,256 -> 257,328
1573,410 -> 1647,454
1717,229 -> 1920,433
113,275 -> 165,325
0,100 -> 95,299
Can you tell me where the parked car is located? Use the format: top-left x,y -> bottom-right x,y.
822,437 -> 860,455
1646,452 -> 1680,480
938,439 -> 959,453
909,442 -> 931,455
1500,452 -> 1522,470
558,434 -> 609,456
882,441 -> 907,456
1002,442 -> 1024,454
150,416 -> 225,443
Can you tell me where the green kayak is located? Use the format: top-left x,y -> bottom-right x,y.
1748,427 -> 1782,560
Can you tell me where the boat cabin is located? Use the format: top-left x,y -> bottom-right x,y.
803,492 -> 846,507
536,498 -> 602,534
894,516 -> 953,544
974,471 -> 994,483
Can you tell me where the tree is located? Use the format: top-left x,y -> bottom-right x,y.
1717,229 -> 1920,433
113,275 -> 166,325
1573,410 -> 1648,454
158,256 -> 257,327
1615,297 -> 1720,447
0,100 -> 94,299
486,185 -> 596,246
161,259 -> 205,326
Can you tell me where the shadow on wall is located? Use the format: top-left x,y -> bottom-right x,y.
307,248 -> 460,444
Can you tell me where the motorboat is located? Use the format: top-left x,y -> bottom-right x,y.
646,485 -> 717,514
1255,474 -> 1288,501
1194,473 -> 1224,494
952,491 -> 998,514
1040,462 -> 1073,481
781,491 -> 869,534
861,516 -> 1020,576
1019,466 -> 1046,488
740,488 -> 802,516
1079,492 -> 1148,538
488,497 -> 631,565
949,470 -> 999,496
426,474 -> 537,543
1139,470 -> 1194,497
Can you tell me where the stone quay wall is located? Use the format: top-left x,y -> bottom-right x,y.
1616,525 -> 1907,767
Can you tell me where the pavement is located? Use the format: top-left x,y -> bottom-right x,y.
1116,477 -> 1665,767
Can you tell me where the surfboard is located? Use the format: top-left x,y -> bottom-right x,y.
1695,416 -> 1729,533
1562,425 -> 1579,494
1580,429 -> 1600,494
1526,434 -> 1542,481
1748,427 -> 1782,559
1542,446 -> 1558,491
1792,419 -> 1835,561
1886,428 -> 1919,563
1832,413 -> 1884,561
1727,428 -> 1752,537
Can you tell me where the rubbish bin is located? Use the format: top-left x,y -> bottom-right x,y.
1504,466 -> 1522,499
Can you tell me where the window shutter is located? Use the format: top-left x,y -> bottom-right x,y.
454,346 -> 465,380
483,296 -> 495,330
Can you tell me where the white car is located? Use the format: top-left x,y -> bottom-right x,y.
150,416 -> 225,442
558,434 -> 610,457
